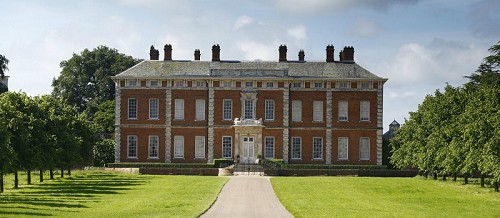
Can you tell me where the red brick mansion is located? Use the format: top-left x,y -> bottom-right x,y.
112,44 -> 387,165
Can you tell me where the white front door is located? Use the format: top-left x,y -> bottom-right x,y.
241,137 -> 254,164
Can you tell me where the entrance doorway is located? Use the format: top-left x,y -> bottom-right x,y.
241,137 -> 254,164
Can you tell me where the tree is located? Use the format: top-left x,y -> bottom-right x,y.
52,46 -> 141,117
94,139 -> 115,167
0,54 -> 8,79
0,119 -> 14,193
93,100 -> 115,134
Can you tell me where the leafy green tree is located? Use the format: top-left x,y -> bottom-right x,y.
93,100 -> 115,134
94,139 -> 115,167
466,41 -> 500,86
0,120 -> 14,193
0,54 -> 8,79
52,46 -> 141,117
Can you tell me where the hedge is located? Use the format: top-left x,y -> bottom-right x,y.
107,163 -> 215,168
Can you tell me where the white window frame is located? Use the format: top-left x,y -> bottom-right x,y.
292,100 -> 302,122
222,136 -> 232,158
148,135 -> 159,159
313,137 -> 323,160
174,135 -> 184,159
128,98 -> 137,119
245,81 -> 254,88
339,81 -> 349,89
292,82 -> 302,88
148,79 -> 159,87
360,101 -> 370,121
361,82 -> 370,89
338,137 -> 349,160
222,81 -> 233,88
265,99 -> 275,121
359,137 -> 370,160
223,99 -> 232,120
338,100 -> 348,121
291,137 -> 302,159
195,136 -> 205,159
195,81 -> 206,87
313,101 -> 323,122
265,137 -> 275,159
149,98 -> 159,120
127,79 -> 138,87
174,99 -> 184,120
175,80 -> 185,87
244,99 -> 253,119
313,82 -> 322,88
196,99 -> 205,121
127,135 -> 138,158
266,82 -> 274,88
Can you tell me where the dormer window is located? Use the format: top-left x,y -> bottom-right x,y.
245,81 -> 253,88
195,81 -> 206,87
293,82 -> 302,88
266,82 -> 274,88
314,82 -> 323,88
175,80 -> 185,87
149,80 -> 159,87
127,79 -> 138,87
361,82 -> 370,89
222,81 -> 233,87
339,82 -> 349,89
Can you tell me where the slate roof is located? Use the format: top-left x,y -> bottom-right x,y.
113,60 -> 386,80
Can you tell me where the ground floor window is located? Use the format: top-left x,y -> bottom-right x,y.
222,136 -> 232,158
313,137 -> 323,159
195,136 -> 205,159
127,135 -> 137,158
265,137 -> 275,159
148,135 -> 159,158
338,137 -> 348,160
174,135 -> 184,158
359,137 -> 370,160
291,137 -> 301,159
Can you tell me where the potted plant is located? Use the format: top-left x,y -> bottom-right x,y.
235,154 -> 240,163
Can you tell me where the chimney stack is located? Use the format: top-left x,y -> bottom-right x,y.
326,45 -> 335,62
279,45 -> 287,62
164,44 -> 172,61
298,50 -> 305,62
212,44 -> 220,61
194,49 -> 201,61
341,46 -> 355,62
149,45 -> 159,60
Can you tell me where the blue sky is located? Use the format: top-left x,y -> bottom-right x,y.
1,0 -> 499,131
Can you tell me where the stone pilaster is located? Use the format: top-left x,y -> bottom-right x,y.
207,87 -> 215,163
165,88 -> 172,163
114,85 -> 121,163
325,91 -> 333,164
376,85 -> 383,165
282,86 -> 290,164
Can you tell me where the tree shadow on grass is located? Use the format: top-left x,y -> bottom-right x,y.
0,173 -> 148,217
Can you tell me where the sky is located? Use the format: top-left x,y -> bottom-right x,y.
1,0 -> 499,131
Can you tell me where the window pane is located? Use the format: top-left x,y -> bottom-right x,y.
292,100 -> 302,122
313,101 -> 323,121
338,137 -> 348,160
265,100 -> 275,120
196,99 -> 205,120
175,99 -> 184,120
292,137 -> 301,159
360,101 -> 370,121
313,137 -> 323,159
128,135 -> 137,158
223,99 -> 232,120
265,137 -> 275,159
174,136 -> 184,158
149,135 -> 158,158
195,136 -> 205,158
128,98 -> 137,119
266,82 -> 274,88
222,137 -> 232,158
149,98 -> 159,119
359,137 -> 370,160
244,99 -> 253,119
338,101 -> 348,121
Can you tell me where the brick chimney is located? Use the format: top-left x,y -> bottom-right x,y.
149,45 -> 159,60
164,44 -> 172,61
326,45 -> 335,62
279,45 -> 287,62
194,49 -> 201,61
341,46 -> 354,62
212,44 -> 220,61
339,51 -> 343,61
298,50 -> 305,62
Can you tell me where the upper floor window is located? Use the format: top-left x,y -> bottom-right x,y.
175,80 -> 185,87
223,99 -> 232,120
149,98 -> 159,120
195,81 -> 206,87
244,99 -> 254,119
361,82 -> 370,89
245,81 -> 253,88
127,79 -> 138,87
148,80 -> 159,87
313,101 -> 323,122
174,99 -> 184,120
292,82 -> 302,88
314,82 -> 323,88
292,100 -> 302,122
360,101 -> 370,121
265,99 -> 275,121
222,81 -> 233,87
339,82 -> 349,89
338,101 -> 348,121
266,82 -> 274,88
196,99 -> 205,121
128,98 -> 137,119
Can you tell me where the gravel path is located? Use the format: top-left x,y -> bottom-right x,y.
201,176 -> 293,218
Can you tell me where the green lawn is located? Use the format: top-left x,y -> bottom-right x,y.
271,177 -> 500,217
0,170 -> 227,217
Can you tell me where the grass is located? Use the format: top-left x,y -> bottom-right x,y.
0,170 -> 227,217
271,177 -> 500,217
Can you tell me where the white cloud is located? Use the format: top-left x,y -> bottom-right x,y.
271,0 -> 420,13
236,41 -> 276,61
233,15 -> 254,30
351,18 -> 381,37
287,25 -> 308,48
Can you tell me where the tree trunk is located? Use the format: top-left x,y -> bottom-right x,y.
50,169 -> 54,180
480,175 -> 485,188
425,171 -> 429,179
0,173 -> 4,193
433,172 -> 438,180
14,171 -> 19,189
453,174 -> 457,181
442,174 -> 447,181
60,168 -> 64,178
464,175 -> 469,184
495,181 -> 499,192
39,170 -> 44,183
27,170 -> 31,185
68,167 -> 71,176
